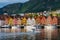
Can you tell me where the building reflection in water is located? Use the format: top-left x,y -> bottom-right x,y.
44,26 -> 55,40
0,27 -> 59,40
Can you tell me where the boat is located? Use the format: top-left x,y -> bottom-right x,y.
25,25 -> 40,33
1,25 -> 11,28
11,25 -> 20,29
44,25 -> 55,30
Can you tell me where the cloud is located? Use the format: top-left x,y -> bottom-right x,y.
0,0 -> 29,3
0,0 -> 29,8
0,2 -> 9,8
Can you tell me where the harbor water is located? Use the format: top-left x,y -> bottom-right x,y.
0,26 -> 60,40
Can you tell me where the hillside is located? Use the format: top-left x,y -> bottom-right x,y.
1,0 -> 60,14
2,3 -> 23,14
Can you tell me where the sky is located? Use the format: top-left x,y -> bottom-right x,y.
0,0 -> 29,8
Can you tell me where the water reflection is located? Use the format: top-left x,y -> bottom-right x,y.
0,27 -> 60,40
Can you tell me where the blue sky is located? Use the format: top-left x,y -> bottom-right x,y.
0,0 -> 29,8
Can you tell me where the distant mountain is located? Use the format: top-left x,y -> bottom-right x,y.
2,3 -> 23,14
0,8 -> 3,14
1,0 -> 60,14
